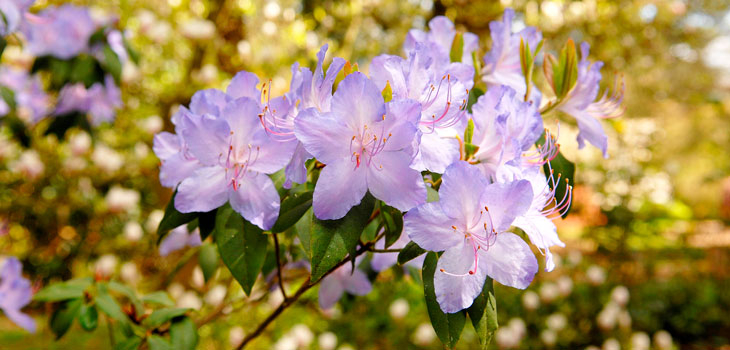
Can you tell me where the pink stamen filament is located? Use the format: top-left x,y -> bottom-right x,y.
440,208 -> 498,277
349,120 -> 391,170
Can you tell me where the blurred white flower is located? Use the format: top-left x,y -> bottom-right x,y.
557,276 -> 573,296
69,131 -> 91,155
274,335 -> 297,350
389,298 -> 409,320
631,332 -> 651,350
263,2 -> 281,18
567,250 -> 583,265
507,317 -> 526,340
618,310 -> 632,329
192,266 -> 205,289
602,338 -> 621,350
412,323 -> 436,346
540,282 -> 559,303
177,291 -> 202,309
168,282 -> 184,299
141,115 -> 163,134
95,254 -> 118,277
610,285 -> 630,306
496,326 -> 518,349
585,346 -> 601,350
134,142 -> 149,159
586,265 -> 606,285
204,284 -> 227,307
337,345 -> 355,350
654,330 -> 673,350
522,290 -> 540,310
597,302 -> 620,331
11,150 -> 44,179
120,262 -> 140,285
194,64 -> 218,84
540,329 -> 557,347
546,313 -> 567,331
290,324 -> 314,347
146,210 -> 164,233
229,326 -> 245,348
318,332 -> 338,350
180,19 -> 215,40
148,21 -> 171,43
268,289 -> 285,308
124,221 -> 144,242
92,144 -> 123,172
106,186 -> 140,213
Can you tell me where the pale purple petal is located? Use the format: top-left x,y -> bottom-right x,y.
482,232 -> 537,289
153,132 -> 179,160
175,166 -> 228,213
342,268 -> 372,296
159,226 -> 190,256
439,161 -> 490,223
180,112 -> 230,166
318,273 -> 345,309
480,180 -> 533,232
0,258 -> 35,332
369,54 -> 408,99
404,202 -> 462,252
434,239 -> 488,313
4,309 -> 36,333
190,89 -> 230,116
159,153 -> 201,188
293,108 -> 352,164
412,131 -> 460,173
329,72 -> 384,131
248,131 -> 297,174
229,173 -> 281,230
226,71 -> 260,101
513,214 -> 562,272
284,143 -> 312,189
220,97 -> 262,152
312,159 -> 368,220
367,151 -> 426,212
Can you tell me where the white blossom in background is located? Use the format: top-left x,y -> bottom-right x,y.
177,291 -> 202,309
540,282 -> 559,303
631,332 -> 651,350
105,186 -> 140,213
146,210 -> 164,233
602,338 -> 621,350
587,265 -> 606,285
229,326 -> 245,348
412,323 -> 436,346
522,290 -> 540,310
610,285 -> 630,306
204,285 -> 227,307
388,298 -> 409,320
120,262 -> 140,285
557,276 -> 574,296
94,254 -> 118,277
654,330 -> 673,350
318,332 -> 338,350
91,144 -> 124,172
10,150 -> 44,179
68,131 -> 91,155
167,283 -> 184,300
540,329 -> 557,347
123,221 -> 144,242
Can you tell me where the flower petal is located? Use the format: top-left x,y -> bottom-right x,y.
412,131 -> 460,173
175,166 -> 228,213
439,161 -> 490,224
226,71 -> 261,101
343,268 -> 372,296
229,173 -> 281,230
480,180 -> 533,232
312,159 -> 368,220
404,202 -> 462,252
284,143 -> 312,189
294,108 -> 352,164
318,274 -> 345,309
367,151 -> 426,212
434,239 -> 488,313
482,232 -> 538,289
180,113 -> 230,166
190,88 -> 229,116
330,72 -> 385,131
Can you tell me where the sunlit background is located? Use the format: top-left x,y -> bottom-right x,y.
1,0 -> 729,349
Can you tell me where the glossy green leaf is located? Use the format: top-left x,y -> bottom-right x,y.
271,190 -> 313,233
96,285 -> 128,323
78,304 -> 98,331
50,298 -> 83,339
294,209 -> 313,259
148,335 -> 173,350
423,252 -> 466,349
397,241 -> 426,265
215,203 -> 269,295
114,336 -> 142,350
108,280 -> 143,317
101,45 -> 122,83
34,277 -> 93,302
544,151 -> 575,218
198,242 -> 219,282
157,191 -> 198,244
381,205 -> 403,248
144,308 -> 190,328
198,208 -> 217,240
170,317 -> 198,350
467,277 -> 498,349
141,291 -> 175,307
309,194 -> 375,282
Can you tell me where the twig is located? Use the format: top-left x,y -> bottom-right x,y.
272,233 -> 288,300
368,248 -> 402,253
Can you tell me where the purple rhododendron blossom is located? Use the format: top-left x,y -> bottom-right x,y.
404,16 -> 479,67
470,85 -> 546,179
0,0 -> 34,35
0,257 -> 36,333
159,225 -> 202,256
370,229 -> 425,272
0,66 -> 50,123
55,75 -> 123,125
404,161 -> 538,313
21,4 -> 97,59
153,107 -> 202,188
318,257 -> 372,309
173,75 -> 297,229
482,9 -> 542,101
558,42 -> 624,157
370,45 -> 472,173
294,72 -> 426,220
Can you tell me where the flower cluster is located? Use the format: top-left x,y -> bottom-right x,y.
154,9 -> 622,314
0,257 -> 35,333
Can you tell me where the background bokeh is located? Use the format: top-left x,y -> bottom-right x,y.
1,0 -> 729,349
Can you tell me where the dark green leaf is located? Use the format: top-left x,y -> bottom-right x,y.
157,191 -> 198,244
544,152 -> 575,218
397,241 -> 426,265
44,112 -> 90,139
34,278 -> 92,302
198,242 -> 219,282
143,308 -> 190,328
50,298 -> 83,339
380,205 -> 403,248
78,304 -> 98,331
198,209 -> 217,240
70,55 -> 104,88
148,335 -> 173,350
423,252 -> 466,349
467,277 -> 498,349
114,336 -> 142,350
309,194 -> 375,282
95,285 -> 128,323
467,87 -> 485,113
141,291 -> 175,307
101,45 -> 122,83
170,317 -> 198,350
108,281 -> 143,317
293,209 -> 313,259
450,32 -> 464,63
215,203 -> 268,295
271,190 -> 313,233
0,86 -> 16,109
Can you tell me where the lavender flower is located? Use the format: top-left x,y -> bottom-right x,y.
21,5 -> 97,59
153,107 -> 202,188
404,161 -> 538,313
294,72 -> 426,220
370,229 -> 425,272
0,0 -> 34,36
159,225 -> 202,256
482,9 -> 542,100
0,66 -> 50,123
558,42 -> 624,157
404,16 -> 479,66
0,257 -> 35,332
55,75 -> 123,125
318,258 -> 372,309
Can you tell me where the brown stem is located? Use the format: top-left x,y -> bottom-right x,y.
272,233 -> 288,300
368,248 -> 402,253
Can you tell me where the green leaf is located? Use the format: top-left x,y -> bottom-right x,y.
70,55 -> 104,88
397,241 -> 426,265
141,291 -> 175,307
467,87 -> 485,113
293,209 -> 313,259
382,80 -> 393,103
215,203 -> 269,295
467,277 -> 498,349
108,281 -> 143,316
309,194 -> 375,282
34,278 -> 93,302
544,151 -> 575,218
423,252 -> 466,349
464,119 -> 474,144
157,190 -> 198,244
0,86 -> 16,109
170,317 -> 198,350
143,308 -> 190,328
114,336 -> 143,350
271,191 -> 313,233
101,45 -> 122,83
198,208 -> 218,240
450,32 -> 464,63
78,304 -> 98,331
50,298 -> 83,339
198,242 -> 219,282
426,185 -> 440,203
95,285 -> 128,323
148,335 -> 173,350
380,205 -> 403,248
